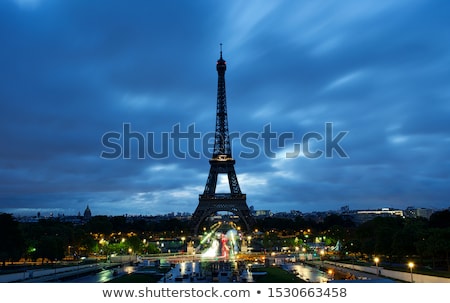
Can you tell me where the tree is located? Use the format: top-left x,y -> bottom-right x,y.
84,216 -> 113,235
262,232 -> 280,252
36,235 -> 65,263
145,242 -> 160,254
392,218 -> 427,258
127,235 -> 143,254
0,213 -> 26,266
423,228 -> 450,270
322,214 -> 354,230
352,216 -> 404,259
429,210 -> 450,228
257,217 -> 295,232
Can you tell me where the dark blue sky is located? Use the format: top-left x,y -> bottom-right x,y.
1,0 -> 449,216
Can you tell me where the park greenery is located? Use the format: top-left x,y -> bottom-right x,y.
1,210 -> 450,272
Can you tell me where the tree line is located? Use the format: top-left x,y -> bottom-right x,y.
1,210 -> 449,271
255,211 -> 450,271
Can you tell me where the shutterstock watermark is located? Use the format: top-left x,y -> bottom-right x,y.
100,122 -> 349,160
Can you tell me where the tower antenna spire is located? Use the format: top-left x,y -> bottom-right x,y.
220,43 -> 223,58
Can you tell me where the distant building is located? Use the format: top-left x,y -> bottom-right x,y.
290,210 -> 302,216
351,208 -> 404,224
404,206 -> 416,218
254,210 -> 272,218
340,205 -> 350,213
83,205 -> 92,220
416,208 -> 434,219
404,206 -> 434,220
357,207 -> 404,216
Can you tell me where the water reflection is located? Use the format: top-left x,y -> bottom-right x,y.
64,265 -> 137,283
283,263 -> 329,283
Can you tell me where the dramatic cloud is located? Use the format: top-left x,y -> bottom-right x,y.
1,0 -> 449,216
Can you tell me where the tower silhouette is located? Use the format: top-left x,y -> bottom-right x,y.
191,46 -> 255,235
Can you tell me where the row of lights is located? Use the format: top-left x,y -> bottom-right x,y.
374,257 -> 415,282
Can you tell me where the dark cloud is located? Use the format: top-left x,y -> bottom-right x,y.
1,0 -> 449,216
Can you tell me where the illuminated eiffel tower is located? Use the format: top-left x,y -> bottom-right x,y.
191,46 -> 255,235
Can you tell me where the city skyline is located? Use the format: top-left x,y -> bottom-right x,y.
1,1 -> 449,217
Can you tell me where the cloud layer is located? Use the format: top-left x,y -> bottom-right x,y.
1,0 -> 449,216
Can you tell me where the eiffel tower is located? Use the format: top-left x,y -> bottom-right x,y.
191,46 -> 255,235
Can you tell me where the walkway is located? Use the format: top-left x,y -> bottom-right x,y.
321,260 -> 450,283
0,262 -> 123,283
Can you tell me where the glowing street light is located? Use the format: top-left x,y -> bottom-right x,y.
408,262 -> 414,282
374,257 -> 380,276
328,269 -> 334,280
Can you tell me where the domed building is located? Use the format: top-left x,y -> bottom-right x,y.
83,205 -> 92,220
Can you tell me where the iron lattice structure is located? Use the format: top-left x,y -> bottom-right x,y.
191,49 -> 255,235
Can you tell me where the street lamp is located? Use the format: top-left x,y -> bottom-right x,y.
408,262 -> 414,282
181,237 -> 186,252
328,269 -> 334,280
374,257 -> 380,276
320,249 -> 325,266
